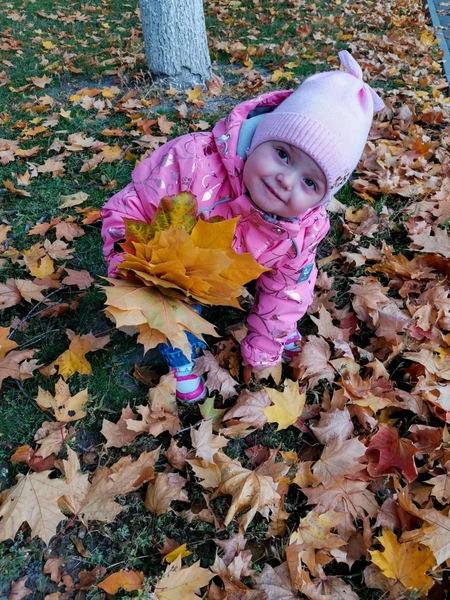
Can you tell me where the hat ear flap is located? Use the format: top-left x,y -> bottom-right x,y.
338,50 -> 363,79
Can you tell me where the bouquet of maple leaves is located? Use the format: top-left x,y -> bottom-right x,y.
103,192 -> 268,356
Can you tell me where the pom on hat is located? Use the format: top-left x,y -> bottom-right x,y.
249,51 -> 384,205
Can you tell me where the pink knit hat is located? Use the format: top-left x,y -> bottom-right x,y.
249,51 -> 384,205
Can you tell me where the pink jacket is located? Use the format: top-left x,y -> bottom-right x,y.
101,91 -> 330,367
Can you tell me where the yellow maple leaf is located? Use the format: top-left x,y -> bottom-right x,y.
36,378 -> 88,422
125,192 -> 198,244
119,213 -> 268,307
370,528 -> 435,592
103,280 -> 217,359
100,144 -> 122,162
42,40 -> 57,49
420,30 -> 436,46
271,70 -> 293,83
263,379 -> 306,430
54,336 -> 92,379
164,543 -> 192,563
185,86 -> 204,106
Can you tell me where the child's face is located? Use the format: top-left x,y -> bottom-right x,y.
243,141 -> 327,218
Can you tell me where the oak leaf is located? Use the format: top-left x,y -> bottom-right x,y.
370,528 -> 435,592
154,555 -> 214,600
191,420 -> 228,464
98,569 -> 144,593
36,378 -> 88,422
144,472 -> 189,515
0,471 -> 69,545
263,380 -> 306,431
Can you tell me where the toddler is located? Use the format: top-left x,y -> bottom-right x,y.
101,50 -> 384,401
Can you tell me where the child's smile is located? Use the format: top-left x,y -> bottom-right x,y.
243,141 -> 327,219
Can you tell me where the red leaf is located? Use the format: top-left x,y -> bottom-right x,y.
365,423 -> 418,483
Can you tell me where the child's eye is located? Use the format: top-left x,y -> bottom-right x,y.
276,148 -> 289,162
304,178 -> 317,190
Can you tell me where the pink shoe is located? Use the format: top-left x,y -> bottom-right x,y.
282,330 -> 302,362
174,364 -> 207,403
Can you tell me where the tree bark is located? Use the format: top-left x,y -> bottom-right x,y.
139,0 -> 212,87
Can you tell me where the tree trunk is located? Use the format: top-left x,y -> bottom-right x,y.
139,0 -> 212,88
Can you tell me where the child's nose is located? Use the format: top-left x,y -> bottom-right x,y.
277,171 -> 294,190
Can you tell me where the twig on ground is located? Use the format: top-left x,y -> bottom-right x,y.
7,286 -> 69,340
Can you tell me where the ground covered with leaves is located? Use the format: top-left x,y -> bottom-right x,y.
1,0 -> 450,598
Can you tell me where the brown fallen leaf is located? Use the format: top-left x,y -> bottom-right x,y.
79,448 -> 159,522
191,419 -> 228,464
61,268 -> 94,289
8,576 -> 32,600
144,472 -> 189,515
98,569 -> 144,593
193,351 -> 239,399
154,555 -> 214,600
223,389 -> 270,429
43,557 -> 65,584
0,348 -> 37,390
211,452 -> 280,531
0,471 -> 69,545
101,405 -> 141,448
312,437 -> 367,488
58,448 -> 90,515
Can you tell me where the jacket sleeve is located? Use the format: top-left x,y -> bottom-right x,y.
240,217 -> 330,368
100,136 -> 196,276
